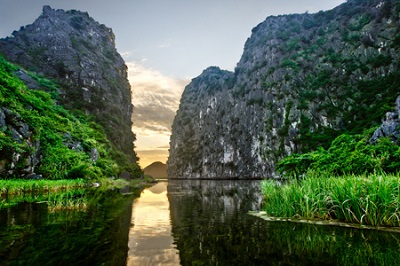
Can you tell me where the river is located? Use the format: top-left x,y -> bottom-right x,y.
1,180 -> 400,265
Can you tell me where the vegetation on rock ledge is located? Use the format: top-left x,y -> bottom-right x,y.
0,55 -> 141,179
277,132 -> 400,178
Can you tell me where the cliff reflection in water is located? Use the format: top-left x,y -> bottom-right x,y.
167,180 -> 400,266
168,180 -> 264,265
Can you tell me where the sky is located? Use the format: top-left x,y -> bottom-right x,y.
0,0 -> 345,168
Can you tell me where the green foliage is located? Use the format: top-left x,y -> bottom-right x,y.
302,17 -> 317,29
0,179 -> 86,196
47,190 -> 88,211
262,172 -> 400,227
393,34 -> 400,47
283,39 -> 301,53
368,54 -> 392,68
69,16 -> 85,31
280,59 -> 300,72
66,164 -> 91,179
0,55 -> 140,180
278,130 -> 400,177
291,69 -> 400,153
348,14 -> 373,31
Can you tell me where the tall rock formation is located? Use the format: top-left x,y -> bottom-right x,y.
0,6 -> 137,163
168,0 -> 400,179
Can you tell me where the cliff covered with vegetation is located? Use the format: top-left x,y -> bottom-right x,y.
0,6 -> 141,179
168,0 -> 400,179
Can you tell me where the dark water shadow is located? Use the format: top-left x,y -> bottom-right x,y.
0,188 -> 140,266
168,179 -> 400,266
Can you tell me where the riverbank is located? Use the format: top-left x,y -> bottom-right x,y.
0,179 -> 87,196
261,172 -> 400,227
0,177 -> 156,209
249,211 -> 400,233
0,176 -> 156,196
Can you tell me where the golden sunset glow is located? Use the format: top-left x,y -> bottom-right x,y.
128,63 -> 189,168
127,182 -> 180,265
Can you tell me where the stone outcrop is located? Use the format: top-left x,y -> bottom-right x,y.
0,107 -> 41,178
168,0 -> 400,179
370,96 -> 400,144
0,6 -> 137,163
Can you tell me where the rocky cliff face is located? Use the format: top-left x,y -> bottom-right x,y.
370,95 -> 400,144
0,6 -> 136,163
168,0 -> 400,179
0,106 -> 41,178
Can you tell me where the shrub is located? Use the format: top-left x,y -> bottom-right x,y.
277,132 -> 400,178
67,164 -> 90,179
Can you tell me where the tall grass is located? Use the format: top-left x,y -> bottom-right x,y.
47,190 -> 88,212
0,179 -> 87,196
262,172 -> 400,227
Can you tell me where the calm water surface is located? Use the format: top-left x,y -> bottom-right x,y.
1,180 -> 400,265
0,189 -> 139,265
127,182 -> 180,265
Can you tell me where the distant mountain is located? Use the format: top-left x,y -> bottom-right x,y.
144,162 -> 168,178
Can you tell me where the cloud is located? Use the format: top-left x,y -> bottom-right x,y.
158,43 -> 171,48
127,62 -> 190,167
157,145 -> 170,149
120,51 -> 133,58
128,62 -> 189,132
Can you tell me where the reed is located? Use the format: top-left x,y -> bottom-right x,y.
0,179 -> 87,196
262,172 -> 400,227
47,190 -> 88,212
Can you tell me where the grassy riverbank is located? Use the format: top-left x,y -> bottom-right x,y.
0,177 -> 154,196
0,179 -> 87,196
0,177 -> 155,209
261,172 -> 400,227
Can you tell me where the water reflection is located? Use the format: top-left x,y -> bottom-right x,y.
168,179 -> 400,266
0,189 -> 138,266
127,182 -> 180,265
2,180 -> 400,265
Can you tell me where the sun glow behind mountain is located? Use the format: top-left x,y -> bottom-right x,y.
128,62 -> 189,168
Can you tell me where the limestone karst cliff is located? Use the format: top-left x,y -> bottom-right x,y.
0,6 -> 136,164
0,6 -> 140,178
168,0 -> 400,179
